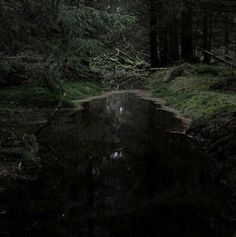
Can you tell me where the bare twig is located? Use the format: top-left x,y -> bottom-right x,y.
35,93 -> 66,136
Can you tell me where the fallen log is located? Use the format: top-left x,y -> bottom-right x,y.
204,50 -> 236,68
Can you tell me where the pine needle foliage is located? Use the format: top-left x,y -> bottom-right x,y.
0,0 -> 135,88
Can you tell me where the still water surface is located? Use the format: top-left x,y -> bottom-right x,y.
0,93 -> 232,236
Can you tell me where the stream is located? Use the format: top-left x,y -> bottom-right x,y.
0,92 -> 233,236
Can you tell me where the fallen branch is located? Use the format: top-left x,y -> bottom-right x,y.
204,50 -> 236,68
151,68 -> 168,71
115,47 -> 134,62
225,55 -> 234,61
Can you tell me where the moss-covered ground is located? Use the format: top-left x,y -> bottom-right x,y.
0,81 -> 103,109
148,64 -> 236,120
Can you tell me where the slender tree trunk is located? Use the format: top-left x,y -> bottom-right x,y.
181,8 -> 193,61
194,13 -> 200,57
159,26 -> 168,66
149,0 -> 159,68
234,17 -> 236,65
208,13 -> 213,53
203,11 -> 210,64
224,15 -> 230,55
169,14 -> 179,63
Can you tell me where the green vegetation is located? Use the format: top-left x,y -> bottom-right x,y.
0,81 -> 103,109
0,0 -> 134,110
148,64 -> 236,120
64,81 -> 103,101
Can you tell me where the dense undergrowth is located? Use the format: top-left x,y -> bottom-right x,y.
0,0 -> 134,110
148,63 -> 236,120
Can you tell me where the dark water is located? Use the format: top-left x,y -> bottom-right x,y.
0,93 -> 232,236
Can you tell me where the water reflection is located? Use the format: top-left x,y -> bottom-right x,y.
110,148 -> 124,160
0,93 -> 233,237
105,95 -> 133,132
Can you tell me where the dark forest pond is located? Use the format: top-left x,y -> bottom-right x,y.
0,93 -> 233,236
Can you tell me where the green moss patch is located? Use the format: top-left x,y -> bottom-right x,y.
0,81 -> 103,109
148,64 -> 236,120
64,81 -> 103,101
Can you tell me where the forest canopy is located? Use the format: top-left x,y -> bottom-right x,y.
0,0 -> 135,90
0,0 -> 235,89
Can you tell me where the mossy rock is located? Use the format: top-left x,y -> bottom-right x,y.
164,66 -> 184,83
163,63 -> 194,83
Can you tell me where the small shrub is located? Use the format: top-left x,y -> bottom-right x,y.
163,63 -> 195,83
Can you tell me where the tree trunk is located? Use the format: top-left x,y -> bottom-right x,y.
181,8 -> 193,61
159,25 -> 168,66
208,13 -> 213,53
224,15 -> 230,55
149,0 -> 160,68
169,14 -> 179,63
203,11 -> 210,64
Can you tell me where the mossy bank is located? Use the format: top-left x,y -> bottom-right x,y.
0,81 -> 103,109
148,63 -> 236,121
147,63 -> 236,152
